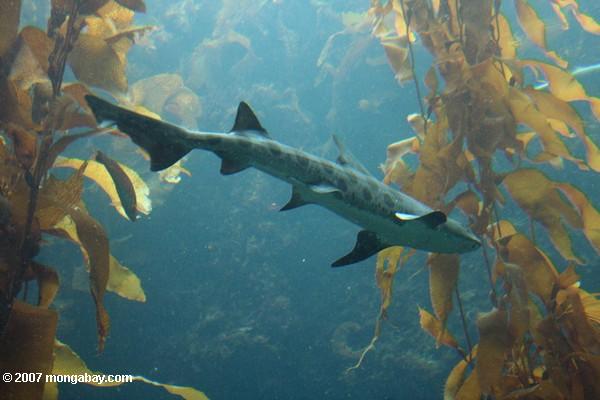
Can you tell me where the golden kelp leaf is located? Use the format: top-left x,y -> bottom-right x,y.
580,290 -> 600,325
444,358 -> 468,400
556,183 -> 600,255
572,9 -> 600,35
428,253 -> 459,332
418,307 -> 459,349
508,87 -> 581,167
488,219 -> 517,242
159,159 -> 192,184
68,33 -> 127,94
130,73 -> 184,113
498,233 -> 559,303
68,207 -> 110,351
550,2 -> 569,30
96,0 -> 135,29
31,262 -> 60,308
514,0 -> 545,50
375,246 -> 405,315
0,0 -> 21,58
95,151 -> 137,222
0,301 -> 58,400
524,60 -> 586,102
476,309 -> 511,395
522,88 -> 583,136
381,37 -> 412,83
503,169 -> 583,263
54,156 -> 152,219
492,13 -> 517,59
53,341 -> 209,400
382,136 -> 418,185
108,255 -> 146,302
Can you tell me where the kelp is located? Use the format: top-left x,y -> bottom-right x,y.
0,1 -> 203,399
361,0 -> 600,397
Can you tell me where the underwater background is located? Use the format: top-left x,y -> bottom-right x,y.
8,0 -> 600,399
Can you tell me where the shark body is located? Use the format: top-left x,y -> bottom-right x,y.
85,95 -> 481,266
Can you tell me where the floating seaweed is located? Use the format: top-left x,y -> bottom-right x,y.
0,1 -> 205,399
359,0 -> 600,398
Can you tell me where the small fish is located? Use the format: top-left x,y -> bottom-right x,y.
94,150 -> 138,222
86,95 -> 481,266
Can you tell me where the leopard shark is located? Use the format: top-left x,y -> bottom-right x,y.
85,95 -> 481,266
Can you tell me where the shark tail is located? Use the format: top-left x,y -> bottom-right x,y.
85,95 -> 191,171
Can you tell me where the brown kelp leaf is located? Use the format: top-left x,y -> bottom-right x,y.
502,263 -> 530,340
556,182 -> 600,254
9,26 -> 54,91
0,301 -> 58,400
108,255 -> 146,302
68,33 -> 127,94
6,123 -> 37,169
498,233 -> 559,303
450,190 -> 481,220
558,264 -> 579,289
53,156 -> 151,219
115,0 -> 146,12
0,0 -> 21,58
95,151 -> 137,222
52,215 -> 146,302
52,341 -> 209,400
37,163 -> 87,229
30,262 -> 60,308
68,207 -> 110,351
580,290 -> 600,325
503,168 -> 583,263
476,309 -> 511,395
561,287 -> 600,353
428,253 -> 459,333
0,78 -> 37,129
418,307 -> 459,349
492,13 -> 516,60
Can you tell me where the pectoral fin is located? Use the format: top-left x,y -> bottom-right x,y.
331,230 -> 390,267
280,187 -> 311,211
220,158 -> 249,175
395,210 -> 447,228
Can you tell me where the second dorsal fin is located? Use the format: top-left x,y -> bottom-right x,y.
231,102 -> 269,138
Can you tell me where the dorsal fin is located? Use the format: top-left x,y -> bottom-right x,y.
332,134 -> 371,176
231,102 -> 269,138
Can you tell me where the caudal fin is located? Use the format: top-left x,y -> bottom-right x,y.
85,95 -> 190,171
